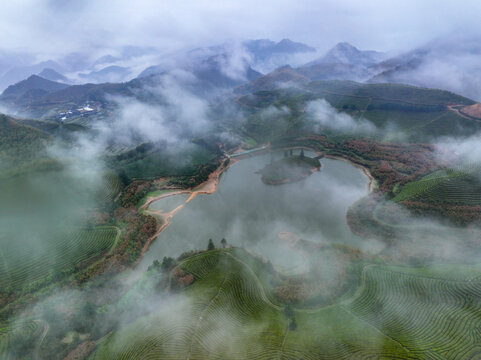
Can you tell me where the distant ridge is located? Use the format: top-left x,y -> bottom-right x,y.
244,38 -> 316,58
38,68 -> 69,83
138,38 -> 316,80
0,75 -> 69,102
306,42 -> 385,67
79,65 -> 131,83
235,65 -> 309,94
265,42 -> 385,83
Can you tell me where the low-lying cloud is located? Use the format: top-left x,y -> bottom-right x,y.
435,132 -> 481,164
306,99 -> 376,134
108,72 -> 211,147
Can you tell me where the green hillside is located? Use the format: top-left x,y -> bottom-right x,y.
0,226 -> 120,293
110,142 -> 218,181
0,75 -> 69,102
236,80 -> 478,142
306,80 -> 474,107
393,164 -> 481,205
90,248 -> 481,359
0,114 -> 51,172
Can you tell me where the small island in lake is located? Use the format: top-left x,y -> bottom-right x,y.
260,150 -> 321,185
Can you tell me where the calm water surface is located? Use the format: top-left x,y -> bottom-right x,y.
140,153 -> 369,272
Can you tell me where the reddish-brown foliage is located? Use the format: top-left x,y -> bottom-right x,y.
177,274 -> 194,287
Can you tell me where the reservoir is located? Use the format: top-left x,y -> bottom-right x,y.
141,153 -> 369,272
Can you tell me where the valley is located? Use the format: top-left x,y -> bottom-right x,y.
2,13 -> 481,358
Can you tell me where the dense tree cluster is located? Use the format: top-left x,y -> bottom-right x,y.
168,160 -> 222,188
114,208 -> 158,264
401,201 -> 481,225
73,209 -> 157,284
342,140 -> 438,191
281,135 -> 439,193
172,267 -> 194,289
120,180 -> 153,208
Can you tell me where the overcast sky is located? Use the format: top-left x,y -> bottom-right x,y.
1,0 -> 480,58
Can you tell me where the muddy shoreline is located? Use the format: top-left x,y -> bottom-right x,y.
134,158 -> 239,265
139,158 -> 239,211
324,154 -> 376,192
273,145 -> 375,192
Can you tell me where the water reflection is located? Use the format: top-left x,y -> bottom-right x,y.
141,153 -> 369,272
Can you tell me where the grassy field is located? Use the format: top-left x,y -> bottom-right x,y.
0,226 -> 119,293
89,248 -> 481,359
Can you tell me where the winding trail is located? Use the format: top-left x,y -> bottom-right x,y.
447,104 -> 481,122
404,111 -> 449,134
339,306 -> 411,353
140,190 -> 191,212
34,320 -> 49,360
224,252 -> 283,311
278,324 -> 290,360
342,264 -> 376,307
179,248 -> 426,357
107,226 -> 122,255
186,274 -> 228,360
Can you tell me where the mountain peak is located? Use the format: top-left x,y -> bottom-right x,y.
333,41 -> 358,50
324,42 -> 362,62
304,41 -> 385,67
26,74 -> 43,81
1,74 -> 69,100
38,68 -> 69,83
277,38 -> 296,45
274,38 -> 316,53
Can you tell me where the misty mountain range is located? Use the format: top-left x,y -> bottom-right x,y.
3,36 -> 481,117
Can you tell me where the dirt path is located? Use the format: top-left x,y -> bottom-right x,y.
140,190 -> 191,212
140,159 -> 238,212
133,204 -> 186,266
134,158 -> 240,265
107,226 -> 122,255
134,158 -> 239,264
186,158 -> 238,202
447,104 -> 481,122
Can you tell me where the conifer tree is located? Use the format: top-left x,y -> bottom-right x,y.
208,239 -> 215,250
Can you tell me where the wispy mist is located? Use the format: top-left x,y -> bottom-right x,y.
306,99 -> 376,134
